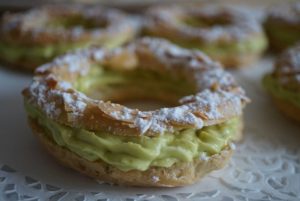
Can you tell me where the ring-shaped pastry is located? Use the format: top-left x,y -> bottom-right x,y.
264,2 -> 300,52
23,38 -> 249,187
263,43 -> 300,123
143,6 -> 267,68
0,5 -> 139,71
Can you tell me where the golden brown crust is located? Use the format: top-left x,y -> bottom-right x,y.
22,37 -> 249,136
143,6 -> 266,68
273,96 -> 300,123
29,118 -> 240,187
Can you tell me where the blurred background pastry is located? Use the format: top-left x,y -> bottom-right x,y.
263,43 -> 300,123
263,2 -> 300,53
0,4 -> 139,71
143,5 -> 267,68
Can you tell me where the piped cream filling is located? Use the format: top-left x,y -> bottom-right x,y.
26,102 -> 239,172
25,64 -> 240,172
0,35 -> 129,63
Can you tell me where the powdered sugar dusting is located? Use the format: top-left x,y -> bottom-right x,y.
58,53 -> 90,76
275,43 -> 300,86
27,80 -> 59,118
26,76 -> 88,124
137,37 -> 192,66
229,142 -> 236,150
180,89 -> 244,120
267,2 -> 300,24
151,176 -> 160,183
199,152 -> 208,161
158,106 -> 203,127
57,81 -> 72,90
135,117 -> 152,134
109,103 -> 205,134
93,49 -> 105,61
1,5 -> 138,43
110,107 -> 135,122
23,37 -> 248,136
63,93 -> 87,113
143,106 -> 204,134
195,68 -> 235,91
136,37 -> 221,73
145,5 -> 263,43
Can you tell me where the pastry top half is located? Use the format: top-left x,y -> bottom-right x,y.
142,5 -> 267,68
0,4 -> 139,46
273,43 -> 300,90
143,5 -> 265,46
23,37 -> 249,137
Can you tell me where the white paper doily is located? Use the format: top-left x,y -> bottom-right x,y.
0,56 -> 300,201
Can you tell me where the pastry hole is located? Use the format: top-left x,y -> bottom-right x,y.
48,15 -> 108,30
181,11 -> 232,28
74,66 -> 197,109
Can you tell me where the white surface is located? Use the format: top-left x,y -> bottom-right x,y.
0,58 -> 300,201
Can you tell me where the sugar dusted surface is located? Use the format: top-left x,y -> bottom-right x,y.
151,176 -> 160,183
274,43 -> 300,86
228,142 -> 236,150
0,4 -> 138,44
267,2 -> 300,24
199,152 -> 208,161
145,6 -> 264,43
23,37 -> 248,136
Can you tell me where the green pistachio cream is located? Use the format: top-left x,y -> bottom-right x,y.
0,36 -> 128,64
173,36 -> 267,58
26,66 -> 241,172
0,42 -> 83,63
263,74 -> 300,108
